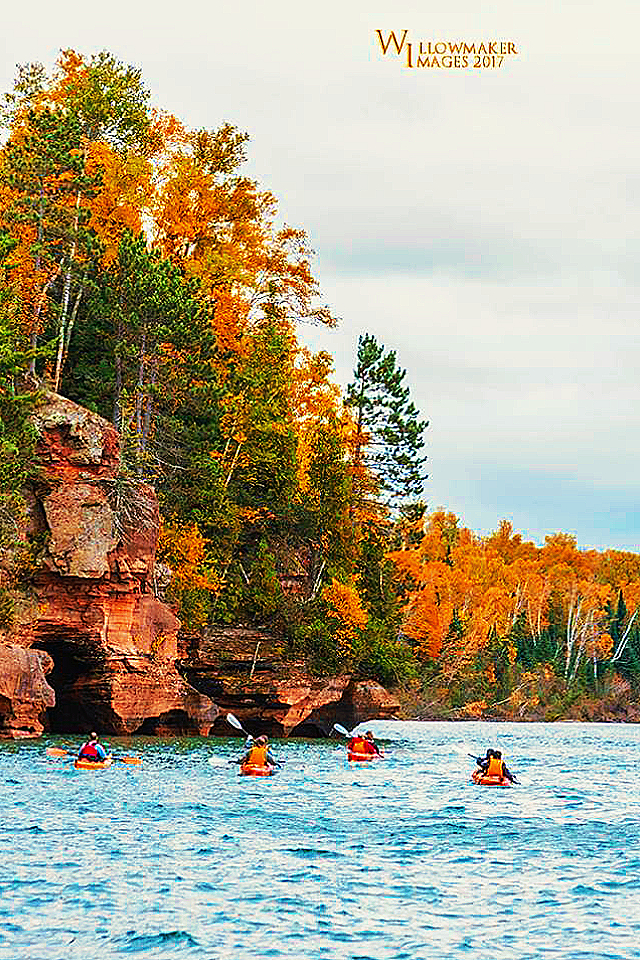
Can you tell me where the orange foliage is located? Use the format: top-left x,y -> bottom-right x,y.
402,587 -> 452,659
290,348 -> 341,427
322,579 -> 368,653
622,580 -> 640,615
150,128 -> 337,362
291,347 -> 342,492
85,141 -> 151,263
390,511 -> 640,685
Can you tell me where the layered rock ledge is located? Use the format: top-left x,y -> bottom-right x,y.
180,627 -> 399,737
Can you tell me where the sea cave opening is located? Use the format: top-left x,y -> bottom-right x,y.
33,637 -> 103,733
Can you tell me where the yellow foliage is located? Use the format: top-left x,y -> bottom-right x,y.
461,700 -> 487,718
158,520 -> 218,593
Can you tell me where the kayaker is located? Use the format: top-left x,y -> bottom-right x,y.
474,748 -> 494,772
78,732 -> 108,763
236,735 -> 277,768
347,733 -> 367,754
480,749 -> 516,783
363,731 -> 384,757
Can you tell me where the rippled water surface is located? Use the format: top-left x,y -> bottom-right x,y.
2,720 -> 640,960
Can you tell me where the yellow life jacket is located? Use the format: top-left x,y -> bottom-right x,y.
486,756 -> 504,777
246,745 -> 268,766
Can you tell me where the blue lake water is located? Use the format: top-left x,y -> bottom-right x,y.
1,720 -> 640,960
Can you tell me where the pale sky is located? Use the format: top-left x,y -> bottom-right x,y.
2,0 -> 637,550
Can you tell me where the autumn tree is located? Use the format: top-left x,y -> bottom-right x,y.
0,49 -> 418,689
0,51 -> 153,388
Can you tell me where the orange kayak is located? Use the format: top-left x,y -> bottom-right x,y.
347,751 -> 380,762
240,763 -> 275,777
472,770 -> 512,787
74,755 -> 113,770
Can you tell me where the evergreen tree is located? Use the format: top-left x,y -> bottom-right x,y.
346,333 -> 428,514
247,538 -> 284,621
306,413 -> 354,578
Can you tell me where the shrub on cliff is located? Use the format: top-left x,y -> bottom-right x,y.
246,539 -> 284,621
289,592 -> 417,684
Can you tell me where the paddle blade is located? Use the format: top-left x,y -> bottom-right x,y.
333,723 -> 350,737
115,756 -> 142,764
46,747 -> 69,757
226,713 -> 244,732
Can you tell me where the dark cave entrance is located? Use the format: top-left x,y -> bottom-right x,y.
289,721 -> 330,737
33,637 -> 104,733
136,709 -> 194,735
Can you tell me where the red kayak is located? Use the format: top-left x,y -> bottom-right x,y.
240,763 -> 276,777
472,770 -> 512,787
347,751 -> 385,762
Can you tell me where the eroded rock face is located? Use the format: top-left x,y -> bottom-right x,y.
42,482 -> 118,578
182,627 -> 400,737
0,644 -> 55,738
2,393 -> 216,738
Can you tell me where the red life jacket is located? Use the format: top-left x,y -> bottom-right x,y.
79,741 -> 99,758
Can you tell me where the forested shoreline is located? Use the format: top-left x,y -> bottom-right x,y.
1,50 -> 639,722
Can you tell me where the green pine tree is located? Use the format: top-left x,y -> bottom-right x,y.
346,333 -> 428,514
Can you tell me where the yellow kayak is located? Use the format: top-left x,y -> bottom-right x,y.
74,755 -> 114,770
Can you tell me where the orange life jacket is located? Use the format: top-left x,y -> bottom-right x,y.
348,736 -> 365,753
486,756 -> 504,777
246,745 -> 268,766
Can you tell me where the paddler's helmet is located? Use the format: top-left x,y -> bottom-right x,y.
256,735 -> 268,746
365,731 -> 374,740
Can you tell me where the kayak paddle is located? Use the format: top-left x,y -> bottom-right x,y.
332,722 -> 353,737
45,747 -> 142,764
226,712 -> 251,737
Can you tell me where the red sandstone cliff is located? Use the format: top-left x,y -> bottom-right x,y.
0,644 -> 55,738
0,393 -> 217,738
0,393 -> 398,739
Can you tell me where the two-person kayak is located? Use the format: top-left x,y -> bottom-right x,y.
471,770 -> 512,787
346,731 -> 385,762
471,748 -> 517,786
235,734 -> 279,776
239,763 -> 276,777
